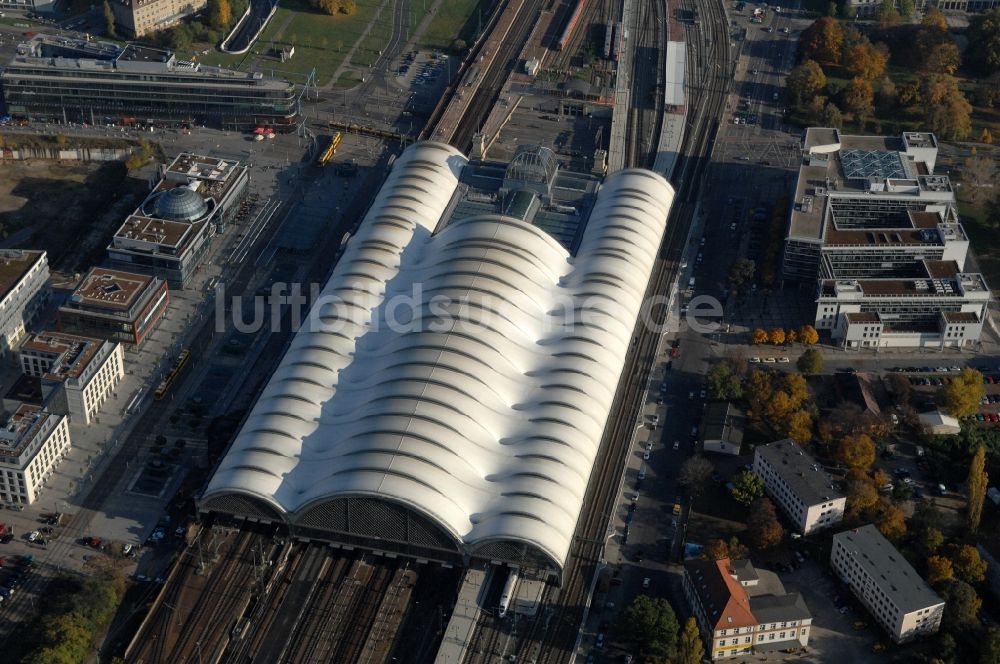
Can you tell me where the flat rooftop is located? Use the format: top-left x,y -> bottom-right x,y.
0,404 -> 52,462
755,439 -> 844,506
820,263 -> 989,299
20,332 -> 108,382
114,216 -> 194,249
69,268 -> 156,311
833,524 -> 943,613
0,250 -> 45,303
8,35 -> 291,90
788,129 -> 950,243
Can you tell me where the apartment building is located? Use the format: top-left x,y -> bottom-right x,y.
752,440 -> 846,535
57,268 -> 169,349
683,558 -> 812,660
846,0 -> 1000,18
783,128 -> 989,348
0,250 -> 50,358
108,153 -> 249,286
2,36 -> 298,130
0,404 -> 71,505
831,525 -> 945,643
19,332 -> 125,426
111,0 -> 208,38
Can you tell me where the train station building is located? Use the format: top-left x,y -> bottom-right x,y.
200,142 -> 674,581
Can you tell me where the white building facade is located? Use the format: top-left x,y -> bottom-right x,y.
753,440 -> 846,535
19,332 -> 125,426
0,405 -> 71,505
0,250 -> 50,358
831,525 -> 944,643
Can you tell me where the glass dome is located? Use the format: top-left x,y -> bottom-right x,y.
150,187 -> 208,221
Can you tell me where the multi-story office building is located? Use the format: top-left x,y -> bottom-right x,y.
684,557 -> 812,660
108,153 -> 249,286
846,0 -> 1000,16
19,332 -> 125,426
0,249 -> 50,358
110,0 -> 208,38
783,128 -> 989,348
57,268 -> 169,349
0,404 -> 71,505
752,440 -> 845,535
831,525 -> 945,643
816,261 -> 989,349
1,36 -> 299,130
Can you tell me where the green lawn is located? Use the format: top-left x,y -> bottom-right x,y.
416,0 -> 492,52
192,0 -> 385,85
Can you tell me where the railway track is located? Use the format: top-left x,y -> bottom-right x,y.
280,555 -> 351,664
450,0 -> 542,152
624,0 -> 666,168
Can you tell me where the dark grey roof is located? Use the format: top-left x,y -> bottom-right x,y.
749,592 -> 812,624
832,525 -> 943,613
702,401 -> 745,445
754,440 -> 844,506
152,187 -> 208,221
730,559 -> 758,584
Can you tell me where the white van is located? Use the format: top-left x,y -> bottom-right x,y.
688,277 -> 696,290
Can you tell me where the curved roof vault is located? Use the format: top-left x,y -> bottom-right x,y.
203,141 -> 675,572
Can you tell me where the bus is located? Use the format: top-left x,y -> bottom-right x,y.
154,349 -> 190,400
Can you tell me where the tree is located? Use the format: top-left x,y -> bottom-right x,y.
919,527 -> 945,556
846,469 -> 879,517
209,0 -> 232,29
877,2 -> 900,28
728,258 -> 756,291
769,327 -> 786,346
783,373 -> 809,408
966,8 -> 1000,75
939,367 -> 986,418
981,627 -> 1000,664
677,616 -> 705,664
799,325 -> 819,345
967,445 -> 989,534
752,328 -> 769,345
922,7 -> 949,32
837,433 -> 875,470
939,579 -> 981,630
949,544 -> 987,584
926,555 -> 954,586
876,76 -> 897,113
923,41 -> 961,75
679,456 -> 714,496
727,536 -> 749,560
843,42 -> 887,80
746,370 -> 775,422
982,128 -> 994,145
820,101 -> 843,129
962,156 -> 999,205
800,17 -> 845,63
103,0 -> 116,37
783,409 -> 813,443
730,470 -> 765,507
886,373 -> 912,407
921,75 -> 973,140
898,0 -> 914,18
876,501 -> 907,542
707,361 -> 743,401
169,23 -> 194,51
766,391 -> 794,424
615,596 -> 680,661
785,328 -> 798,344
796,348 -> 824,375
787,60 -> 827,107
842,77 -> 874,118
703,539 -> 731,560
747,497 -> 784,549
